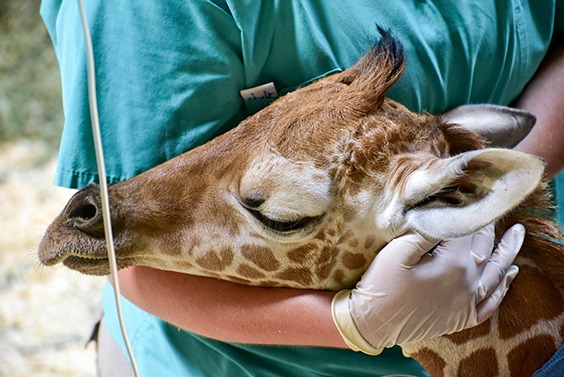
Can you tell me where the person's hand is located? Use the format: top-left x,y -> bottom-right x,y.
332,223 -> 524,355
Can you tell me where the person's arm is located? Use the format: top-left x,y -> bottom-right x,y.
116,266 -> 348,347
514,37 -> 564,177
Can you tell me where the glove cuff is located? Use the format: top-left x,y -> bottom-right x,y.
331,289 -> 383,356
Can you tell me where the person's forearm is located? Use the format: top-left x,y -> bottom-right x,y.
114,266 -> 349,348
514,38 -> 564,177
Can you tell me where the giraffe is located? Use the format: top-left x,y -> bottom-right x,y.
38,30 -> 563,376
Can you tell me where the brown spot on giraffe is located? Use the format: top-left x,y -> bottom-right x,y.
507,335 -> 556,377
347,238 -> 359,248
287,243 -> 317,263
341,251 -> 367,270
498,264 -> 564,339
458,348 -> 498,377
314,229 -> 328,242
312,173 -> 327,182
315,227 -> 338,242
332,269 -> 345,286
446,319 -> 492,345
316,265 -> 333,281
363,236 -> 376,250
410,348 -> 446,377
240,245 -> 281,272
275,267 -> 313,286
314,246 -> 340,280
338,229 -> 354,243
195,247 -> 234,271
326,228 -> 336,238
236,264 -> 266,279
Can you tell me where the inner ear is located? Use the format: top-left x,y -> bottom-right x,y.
401,149 -> 545,239
429,160 -> 492,206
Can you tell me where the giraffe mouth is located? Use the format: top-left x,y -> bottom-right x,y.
63,255 -> 108,271
40,246 -> 138,276
61,254 -> 139,275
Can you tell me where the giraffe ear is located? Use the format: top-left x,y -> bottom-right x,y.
443,104 -> 536,148
401,149 -> 545,239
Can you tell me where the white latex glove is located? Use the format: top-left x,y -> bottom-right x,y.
332,223 -> 524,355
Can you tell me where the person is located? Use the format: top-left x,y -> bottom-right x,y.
40,1 -> 563,376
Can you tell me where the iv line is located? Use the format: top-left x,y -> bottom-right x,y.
76,1 -> 141,375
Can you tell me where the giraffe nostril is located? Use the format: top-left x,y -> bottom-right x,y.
62,183 -> 105,237
68,202 -> 98,221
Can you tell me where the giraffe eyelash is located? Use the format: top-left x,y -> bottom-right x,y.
244,207 -> 323,233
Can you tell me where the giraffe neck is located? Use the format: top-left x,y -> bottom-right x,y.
402,257 -> 564,377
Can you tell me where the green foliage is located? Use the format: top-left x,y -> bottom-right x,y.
0,0 -> 63,150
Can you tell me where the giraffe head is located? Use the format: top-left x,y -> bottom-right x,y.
38,30 -> 544,290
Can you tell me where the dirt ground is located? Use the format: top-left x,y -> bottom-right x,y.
0,140 -> 104,377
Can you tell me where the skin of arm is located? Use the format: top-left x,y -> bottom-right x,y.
115,267 -> 348,347
114,36 -> 563,348
514,36 -> 564,177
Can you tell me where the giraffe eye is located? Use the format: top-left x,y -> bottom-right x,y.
245,207 -> 320,233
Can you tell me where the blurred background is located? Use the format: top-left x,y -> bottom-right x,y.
1,1 -> 103,376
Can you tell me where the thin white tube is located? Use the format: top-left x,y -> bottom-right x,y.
76,1 -> 141,376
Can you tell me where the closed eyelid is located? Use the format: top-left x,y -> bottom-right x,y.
245,207 -> 324,233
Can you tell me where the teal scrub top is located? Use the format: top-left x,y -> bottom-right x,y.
41,0 -> 560,188
41,0 -> 562,376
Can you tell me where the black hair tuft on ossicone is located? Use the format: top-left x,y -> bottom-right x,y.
372,25 -> 406,81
